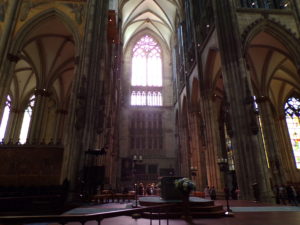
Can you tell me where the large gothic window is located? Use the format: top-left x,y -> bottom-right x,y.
285,97 -> 300,169
131,35 -> 162,106
0,95 -> 12,141
19,95 -> 35,144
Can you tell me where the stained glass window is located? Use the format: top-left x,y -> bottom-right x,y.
0,95 -> 11,141
285,97 -> 300,169
131,35 -> 162,106
19,95 -> 35,144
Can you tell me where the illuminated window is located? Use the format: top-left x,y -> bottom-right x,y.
285,97 -> 300,169
19,95 -> 35,144
131,35 -> 162,106
0,95 -> 11,141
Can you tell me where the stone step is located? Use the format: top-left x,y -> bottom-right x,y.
141,209 -> 225,219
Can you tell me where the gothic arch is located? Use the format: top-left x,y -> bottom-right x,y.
242,18 -> 300,61
123,29 -> 172,107
1,8 -> 79,109
203,48 -> 222,97
0,8 -> 79,145
124,28 -> 170,55
242,19 -> 300,113
11,8 -> 80,55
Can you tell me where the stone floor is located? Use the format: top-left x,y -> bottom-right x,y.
96,212 -> 300,225
62,199 -> 300,225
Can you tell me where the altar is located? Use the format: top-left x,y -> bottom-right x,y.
160,176 -> 183,200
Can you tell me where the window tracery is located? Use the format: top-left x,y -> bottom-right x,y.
19,95 -> 35,144
131,35 -> 162,106
285,97 -> 300,169
0,95 -> 11,141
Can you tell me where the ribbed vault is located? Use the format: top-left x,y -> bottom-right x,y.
11,17 -> 75,109
246,31 -> 299,110
121,0 -> 181,48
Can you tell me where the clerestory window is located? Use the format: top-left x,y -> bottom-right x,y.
0,95 -> 11,141
285,97 -> 300,169
19,95 -> 35,144
131,35 -> 162,106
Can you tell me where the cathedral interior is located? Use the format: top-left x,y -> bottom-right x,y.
1,0 -> 300,211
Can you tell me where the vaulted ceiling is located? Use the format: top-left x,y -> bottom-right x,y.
206,30 -> 299,112
121,0 -> 182,48
247,31 -> 299,108
12,17 -> 75,109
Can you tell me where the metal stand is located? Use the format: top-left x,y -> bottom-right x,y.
132,155 -> 142,208
133,183 -> 139,208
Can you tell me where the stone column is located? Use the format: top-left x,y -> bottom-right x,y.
291,0 -> 300,34
61,0 -> 109,191
4,108 -> 23,143
0,0 -> 20,68
201,93 -> 222,191
257,96 -> 286,185
189,111 -> 201,188
0,1 -> 21,112
196,111 -> 209,191
53,109 -> 68,143
179,116 -> 190,178
27,89 -> 51,143
213,0 -> 273,201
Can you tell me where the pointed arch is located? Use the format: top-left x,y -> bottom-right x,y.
124,28 -> 169,53
11,8 -> 80,55
203,48 -> 222,97
242,19 -> 300,113
130,34 -> 163,106
242,19 -> 300,61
